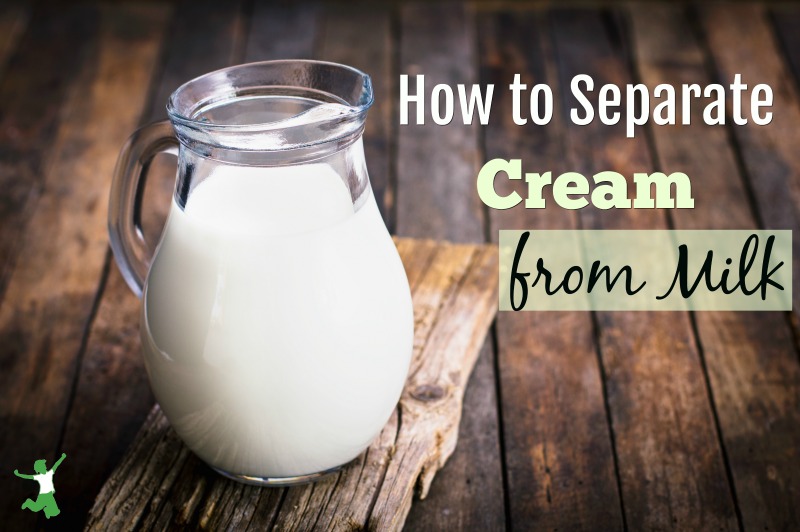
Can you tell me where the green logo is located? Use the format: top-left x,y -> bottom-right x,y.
13,453 -> 66,519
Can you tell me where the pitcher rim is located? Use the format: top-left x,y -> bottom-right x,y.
165,59 -> 374,133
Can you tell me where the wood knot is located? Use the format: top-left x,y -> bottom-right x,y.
411,384 -> 445,402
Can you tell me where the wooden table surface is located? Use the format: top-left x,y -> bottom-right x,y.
1,1 -> 799,530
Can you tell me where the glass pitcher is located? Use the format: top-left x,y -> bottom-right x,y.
108,60 -> 414,486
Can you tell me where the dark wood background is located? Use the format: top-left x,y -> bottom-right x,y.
0,1 -> 798,530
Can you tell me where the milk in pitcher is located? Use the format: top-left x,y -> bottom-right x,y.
141,152 -> 413,479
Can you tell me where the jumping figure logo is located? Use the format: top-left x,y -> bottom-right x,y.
13,453 -> 66,519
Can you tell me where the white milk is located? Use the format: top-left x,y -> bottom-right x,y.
141,162 -> 413,479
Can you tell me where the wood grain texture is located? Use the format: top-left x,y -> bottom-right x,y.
632,5 -> 800,530
551,9 -> 738,531
53,2 -> 248,528
0,0 -> 28,79
702,4 -> 800,324
245,0 -> 318,63
478,10 -> 624,530
0,3 -> 169,529
85,237 -> 499,531
396,4 -> 507,530
395,3 -> 484,244
0,3 -> 98,301
772,5 -> 800,96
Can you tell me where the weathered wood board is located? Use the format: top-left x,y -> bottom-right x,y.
0,4 -> 171,529
86,237 -> 498,531
478,11 -> 624,529
396,4 -> 505,530
550,10 -> 738,530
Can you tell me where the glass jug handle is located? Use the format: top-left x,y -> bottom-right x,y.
108,120 -> 178,298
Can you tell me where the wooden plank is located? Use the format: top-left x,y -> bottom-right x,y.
0,0 -> 28,79
633,5 -> 800,529
244,0 -> 318,63
395,3 -> 507,530
53,1 -> 248,528
85,237 -> 500,531
478,10 -> 624,530
703,4 -> 800,324
317,3 -> 394,228
395,5 -> 484,244
0,3 -> 98,301
551,9 -> 738,530
772,6 -> 800,96
0,3 -> 170,529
